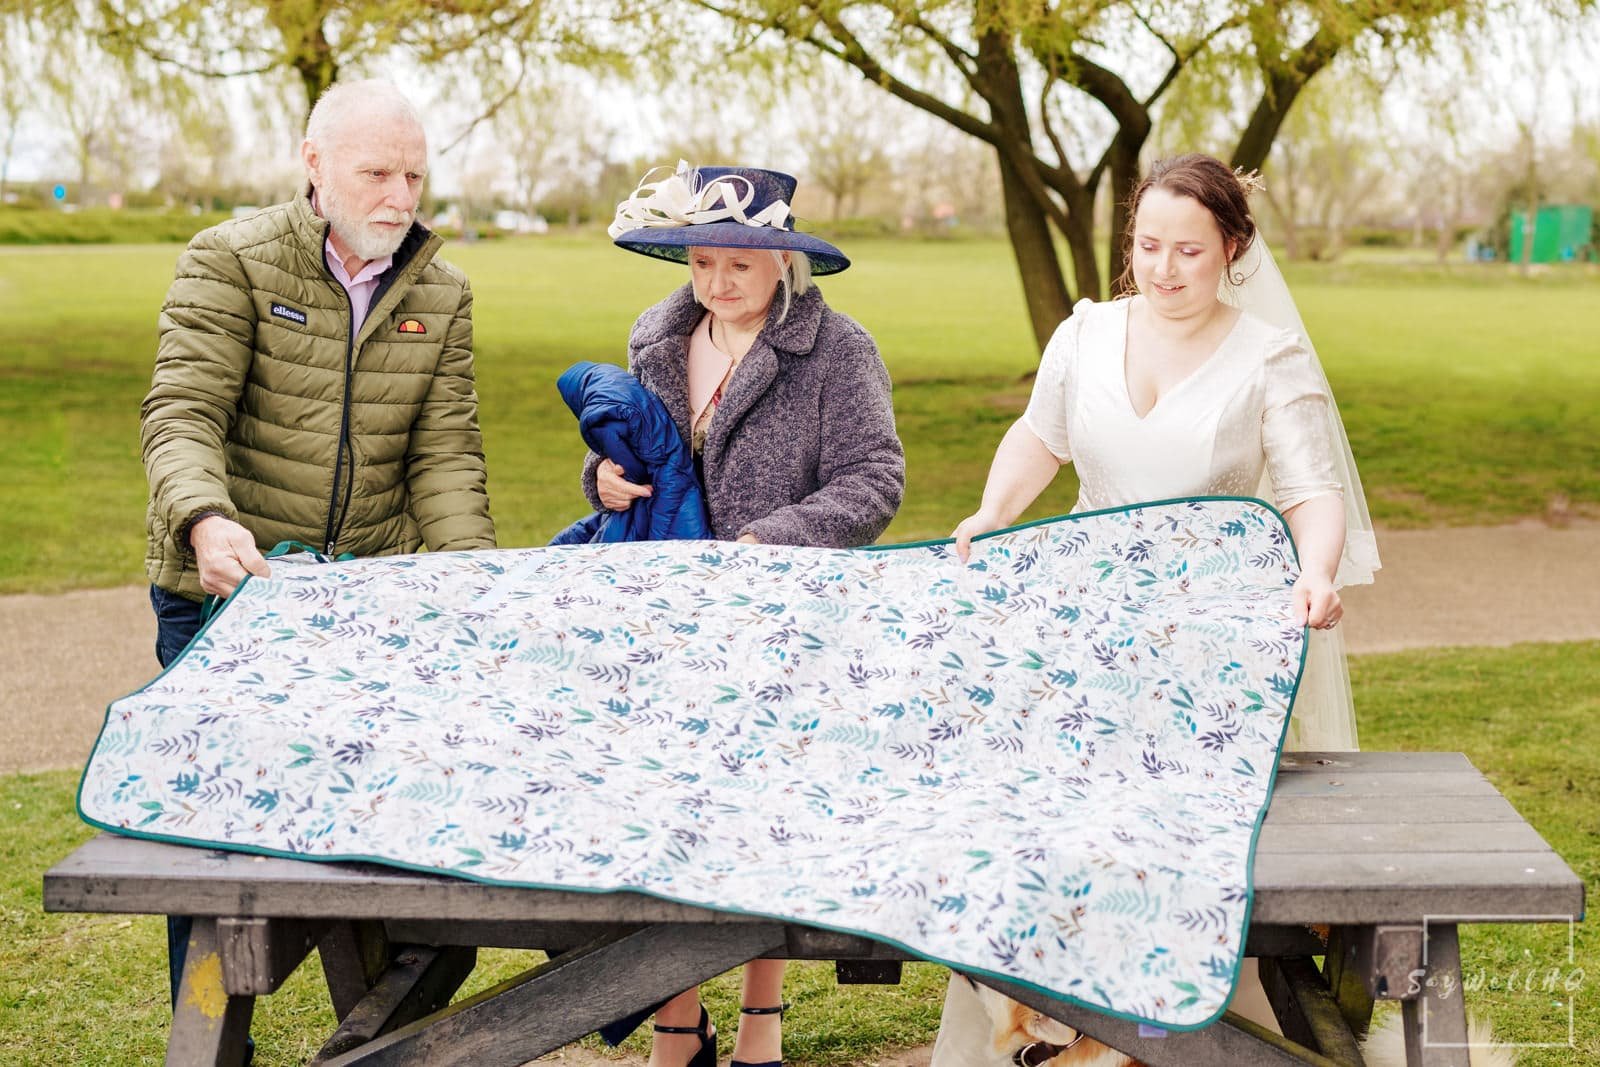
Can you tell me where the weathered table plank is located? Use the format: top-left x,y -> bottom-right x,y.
1250,851 -> 1583,924
1276,752 -> 1473,773
1256,820 -> 1550,854
1269,771 -> 1500,799
48,835 -> 1582,926
1265,793 -> 1522,826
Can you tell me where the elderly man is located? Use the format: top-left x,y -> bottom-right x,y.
144,78 -> 494,648
141,79 -> 495,1045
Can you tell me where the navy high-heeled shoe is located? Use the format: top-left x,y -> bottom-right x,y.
654,1004 -> 716,1067
730,1002 -> 788,1067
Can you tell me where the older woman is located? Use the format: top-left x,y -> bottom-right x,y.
586,163 -> 905,1067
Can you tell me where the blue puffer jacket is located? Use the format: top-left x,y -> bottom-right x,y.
550,361 -> 712,545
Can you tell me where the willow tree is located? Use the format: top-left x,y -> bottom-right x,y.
689,0 -> 1507,349
74,0 -> 610,124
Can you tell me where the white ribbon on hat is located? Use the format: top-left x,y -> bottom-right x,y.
607,160 -> 794,239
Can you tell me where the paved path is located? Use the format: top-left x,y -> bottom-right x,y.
4,521 -> 1598,778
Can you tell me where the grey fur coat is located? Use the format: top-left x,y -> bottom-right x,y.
582,282 -> 903,548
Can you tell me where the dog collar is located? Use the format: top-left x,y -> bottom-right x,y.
1014,1033 -> 1084,1066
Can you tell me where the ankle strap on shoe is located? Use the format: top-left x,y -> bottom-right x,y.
739,1002 -> 789,1016
654,1005 -> 711,1036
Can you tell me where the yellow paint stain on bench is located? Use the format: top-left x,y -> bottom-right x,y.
183,950 -> 228,1020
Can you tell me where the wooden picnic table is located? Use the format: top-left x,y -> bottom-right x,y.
44,751 -> 1584,1067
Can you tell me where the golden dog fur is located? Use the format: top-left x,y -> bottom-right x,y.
973,982 -> 1140,1067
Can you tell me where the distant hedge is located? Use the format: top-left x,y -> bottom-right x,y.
0,207 -> 232,245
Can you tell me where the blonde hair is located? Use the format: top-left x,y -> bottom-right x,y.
773,251 -> 813,323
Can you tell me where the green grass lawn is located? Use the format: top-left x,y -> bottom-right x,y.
2,239 -> 1597,593
3,640 -> 1595,1064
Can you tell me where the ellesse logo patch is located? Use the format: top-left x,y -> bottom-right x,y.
270,303 -> 308,325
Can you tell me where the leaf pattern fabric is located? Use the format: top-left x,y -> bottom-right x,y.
80,497 -> 1304,1029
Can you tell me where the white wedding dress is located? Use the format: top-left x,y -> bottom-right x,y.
932,239 -> 1381,1064
1024,295 -> 1357,752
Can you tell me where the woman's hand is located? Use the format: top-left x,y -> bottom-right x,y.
596,459 -> 652,512
949,420 -> 1064,564
1292,572 -> 1342,629
951,509 -> 1006,564
1282,495 -> 1346,630
736,533 -> 760,545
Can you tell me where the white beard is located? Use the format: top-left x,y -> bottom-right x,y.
320,182 -> 412,263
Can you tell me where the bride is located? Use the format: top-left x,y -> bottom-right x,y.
935,152 -> 1380,1063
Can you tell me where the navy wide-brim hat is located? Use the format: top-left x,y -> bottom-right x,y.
609,163 -> 850,276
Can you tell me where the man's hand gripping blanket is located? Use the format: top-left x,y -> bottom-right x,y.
80,496 -> 1307,1029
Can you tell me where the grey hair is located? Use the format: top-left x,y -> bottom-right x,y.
304,79 -> 424,153
773,251 -> 813,323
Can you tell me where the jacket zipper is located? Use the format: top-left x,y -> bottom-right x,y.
323,295 -> 356,555
318,226 -> 428,555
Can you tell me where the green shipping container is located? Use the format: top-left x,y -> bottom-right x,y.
1509,204 -> 1595,263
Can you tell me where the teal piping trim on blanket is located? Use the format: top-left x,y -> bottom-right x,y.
867,493 -> 1302,568
75,497 -> 1307,1032
73,541 -> 352,830
66,809 -> 1256,1035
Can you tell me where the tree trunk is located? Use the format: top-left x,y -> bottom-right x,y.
76,137 -> 92,205
274,11 -> 338,123
0,116 -> 16,200
1326,203 -> 1346,261
1261,186 -> 1300,261
1233,31 -> 1340,173
1103,133 -> 1143,297
1060,185 -> 1099,304
996,148 -> 1072,350
294,58 -> 337,123
975,17 -> 1072,347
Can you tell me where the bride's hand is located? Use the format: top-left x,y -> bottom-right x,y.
951,509 -> 1006,564
1292,573 -> 1342,629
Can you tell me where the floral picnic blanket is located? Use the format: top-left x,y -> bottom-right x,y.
79,497 -> 1305,1029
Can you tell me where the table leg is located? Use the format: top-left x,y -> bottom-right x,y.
312,945 -> 477,1063
315,921 -> 787,1067
165,917 -> 256,1067
320,921 -> 393,1021
1259,956 -> 1365,1062
968,973 -> 1346,1067
1401,923 -> 1470,1067
1324,926 -> 1377,1038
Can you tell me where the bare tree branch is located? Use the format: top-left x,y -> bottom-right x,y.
692,0 -> 1002,146
439,57 -> 530,155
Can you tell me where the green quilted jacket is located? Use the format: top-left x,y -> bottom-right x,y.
142,193 -> 496,599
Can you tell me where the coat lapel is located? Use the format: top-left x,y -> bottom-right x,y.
637,334 -> 693,443
703,341 -> 778,469
630,284 -> 702,444
703,286 -> 826,471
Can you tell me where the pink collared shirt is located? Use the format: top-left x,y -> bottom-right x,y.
311,189 -> 393,332
324,236 -> 392,333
